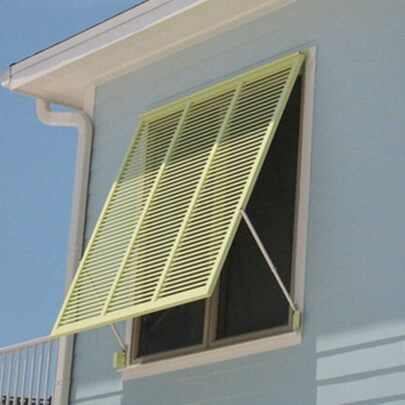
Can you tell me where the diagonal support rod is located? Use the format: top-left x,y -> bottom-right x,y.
241,210 -> 297,312
110,324 -> 126,352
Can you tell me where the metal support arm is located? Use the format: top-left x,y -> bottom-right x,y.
110,324 -> 126,352
241,210 -> 298,313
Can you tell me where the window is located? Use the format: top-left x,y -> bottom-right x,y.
131,75 -> 303,363
51,52 -> 308,345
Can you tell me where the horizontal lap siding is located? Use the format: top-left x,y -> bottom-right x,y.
70,0 -> 405,403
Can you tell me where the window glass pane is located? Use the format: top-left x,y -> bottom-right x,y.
216,77 -> 302,340
138,300 -> 205,357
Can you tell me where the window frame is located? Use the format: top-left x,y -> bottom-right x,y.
120,47 -> 316,380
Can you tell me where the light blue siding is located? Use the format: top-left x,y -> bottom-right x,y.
70,0 -> 405,403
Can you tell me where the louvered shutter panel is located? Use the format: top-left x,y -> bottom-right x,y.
52,52 -> 304,337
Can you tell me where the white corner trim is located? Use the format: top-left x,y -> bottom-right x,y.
36,100 -> 93,289
36,88 -> 95,405
83,85 -> 96,117
120,332 -> 301,380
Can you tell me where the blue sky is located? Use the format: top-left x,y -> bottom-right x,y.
0,1 -> 142,347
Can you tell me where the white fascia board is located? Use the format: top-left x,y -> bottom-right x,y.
2,0 -> 295,107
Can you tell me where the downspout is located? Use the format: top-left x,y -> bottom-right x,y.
36,99 -> 93,405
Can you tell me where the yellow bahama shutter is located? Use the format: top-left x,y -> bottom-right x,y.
52,52 -> 305,337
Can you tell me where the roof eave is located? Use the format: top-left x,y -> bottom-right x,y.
1,0 -> 295,108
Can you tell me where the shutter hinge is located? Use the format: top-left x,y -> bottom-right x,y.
113,351 -> 127,369
292,309 -> 302,331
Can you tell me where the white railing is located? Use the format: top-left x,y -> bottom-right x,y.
0,337 -> 58,405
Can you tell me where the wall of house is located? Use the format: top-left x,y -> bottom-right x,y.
69,0 -> 405,403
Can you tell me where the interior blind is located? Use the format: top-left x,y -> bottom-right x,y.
52,52 -> 305,337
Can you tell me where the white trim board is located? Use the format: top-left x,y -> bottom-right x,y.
119,47 -> 316,381
1,0 -> 295,108
120,332 -> 301,380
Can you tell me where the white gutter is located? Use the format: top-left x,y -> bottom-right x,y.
36,99 -> 93,405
